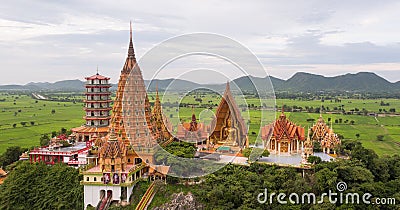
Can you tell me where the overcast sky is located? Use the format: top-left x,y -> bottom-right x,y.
1,0 -> 400,85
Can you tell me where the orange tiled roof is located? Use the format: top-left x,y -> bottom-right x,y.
71,126 -> 109,134
85,73 -> 110,80
262,111 -> 305,141
0,168 -> 7,176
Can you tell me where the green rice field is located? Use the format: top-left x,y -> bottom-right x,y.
0,92 -> 399,156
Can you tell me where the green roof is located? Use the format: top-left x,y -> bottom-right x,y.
216,146 -> 231,151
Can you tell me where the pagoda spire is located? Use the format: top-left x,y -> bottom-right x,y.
155,82 -> 159,98
191,105 -> 196,121
122,21 -> 137,74
128,21 -> 135,58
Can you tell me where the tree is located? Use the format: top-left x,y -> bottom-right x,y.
30,121 -> 35,126
12,124 -> 16,128
0,146 -> 25,167
60,127 -> 67,134
40,134 -> 50,146
51,131 -> 57,138
20,121 -> 27,127
261,149 -> 270,157
355,133 -> 360,139
242,148 -> 252,158
376,135 -> 384,141
51,109 -> 56,114
0,162 -> 83,209
307,155 -> 322,164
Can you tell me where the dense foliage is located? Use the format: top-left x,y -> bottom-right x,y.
155,142 -> 222,178
0,161 -> 83,210
190,141 -> 399,209
0,146 -> 26,168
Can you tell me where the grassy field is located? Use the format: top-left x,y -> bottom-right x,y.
156,92 -> 400,156
0,92 -> 399,156
0,93 -> 83,153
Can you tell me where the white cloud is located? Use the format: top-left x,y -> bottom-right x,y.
0,0 -> 400,84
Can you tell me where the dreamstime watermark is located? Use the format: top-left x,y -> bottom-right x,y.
257,182 -> 396,205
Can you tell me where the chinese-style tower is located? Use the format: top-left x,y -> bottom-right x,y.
72,71 -> 112,141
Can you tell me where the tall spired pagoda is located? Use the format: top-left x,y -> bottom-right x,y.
82,23 -> 157,209
110,22 -> 157,150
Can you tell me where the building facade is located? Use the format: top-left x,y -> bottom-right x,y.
261,110 -> 305,155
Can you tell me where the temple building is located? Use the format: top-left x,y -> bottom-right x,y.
72,72 -> 112,141
29,141 -> 90,167
82,129 -> 147,209
82,23 -> 164,209
311,115 -> 341,154
261,109 -> 305,155
209,82 -> 248,149
176,109 -> 209,145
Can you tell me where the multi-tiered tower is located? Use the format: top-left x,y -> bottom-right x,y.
72,72 -> 112,141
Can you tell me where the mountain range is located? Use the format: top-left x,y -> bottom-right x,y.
1,72 -> 399,93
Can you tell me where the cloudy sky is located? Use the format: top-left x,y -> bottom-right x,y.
1,0 -> 400,84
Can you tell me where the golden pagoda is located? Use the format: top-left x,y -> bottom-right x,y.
98,129 -> 127,172
82,23 -> 153,209
311,114 -> 341,154
151,84 -> 173,144
301,129 -> 314,164
311,114 -> 329,141
110,22 -> 137,145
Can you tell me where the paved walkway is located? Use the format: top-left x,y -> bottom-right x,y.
258,152 -> 334,166
217,152 -> 334,167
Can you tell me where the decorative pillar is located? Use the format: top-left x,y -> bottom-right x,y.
278,142 -> 280,155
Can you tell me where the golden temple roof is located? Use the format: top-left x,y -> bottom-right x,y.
211,82 -> 247,137
99,129 -> 126,159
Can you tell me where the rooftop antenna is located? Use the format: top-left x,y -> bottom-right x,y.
96,65 -> 99,75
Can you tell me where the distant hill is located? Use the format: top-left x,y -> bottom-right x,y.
0,72 -> 399,93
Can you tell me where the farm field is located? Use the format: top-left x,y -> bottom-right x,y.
157,92 -> 400,156
0,93 -> 83,154
0,92 -> 399,156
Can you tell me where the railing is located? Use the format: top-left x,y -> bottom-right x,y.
129,162 -> 146,173
135,182 -> 156,210
95,193 -> 105,210
160,138 -> 174,148
68,160 -> 87,165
